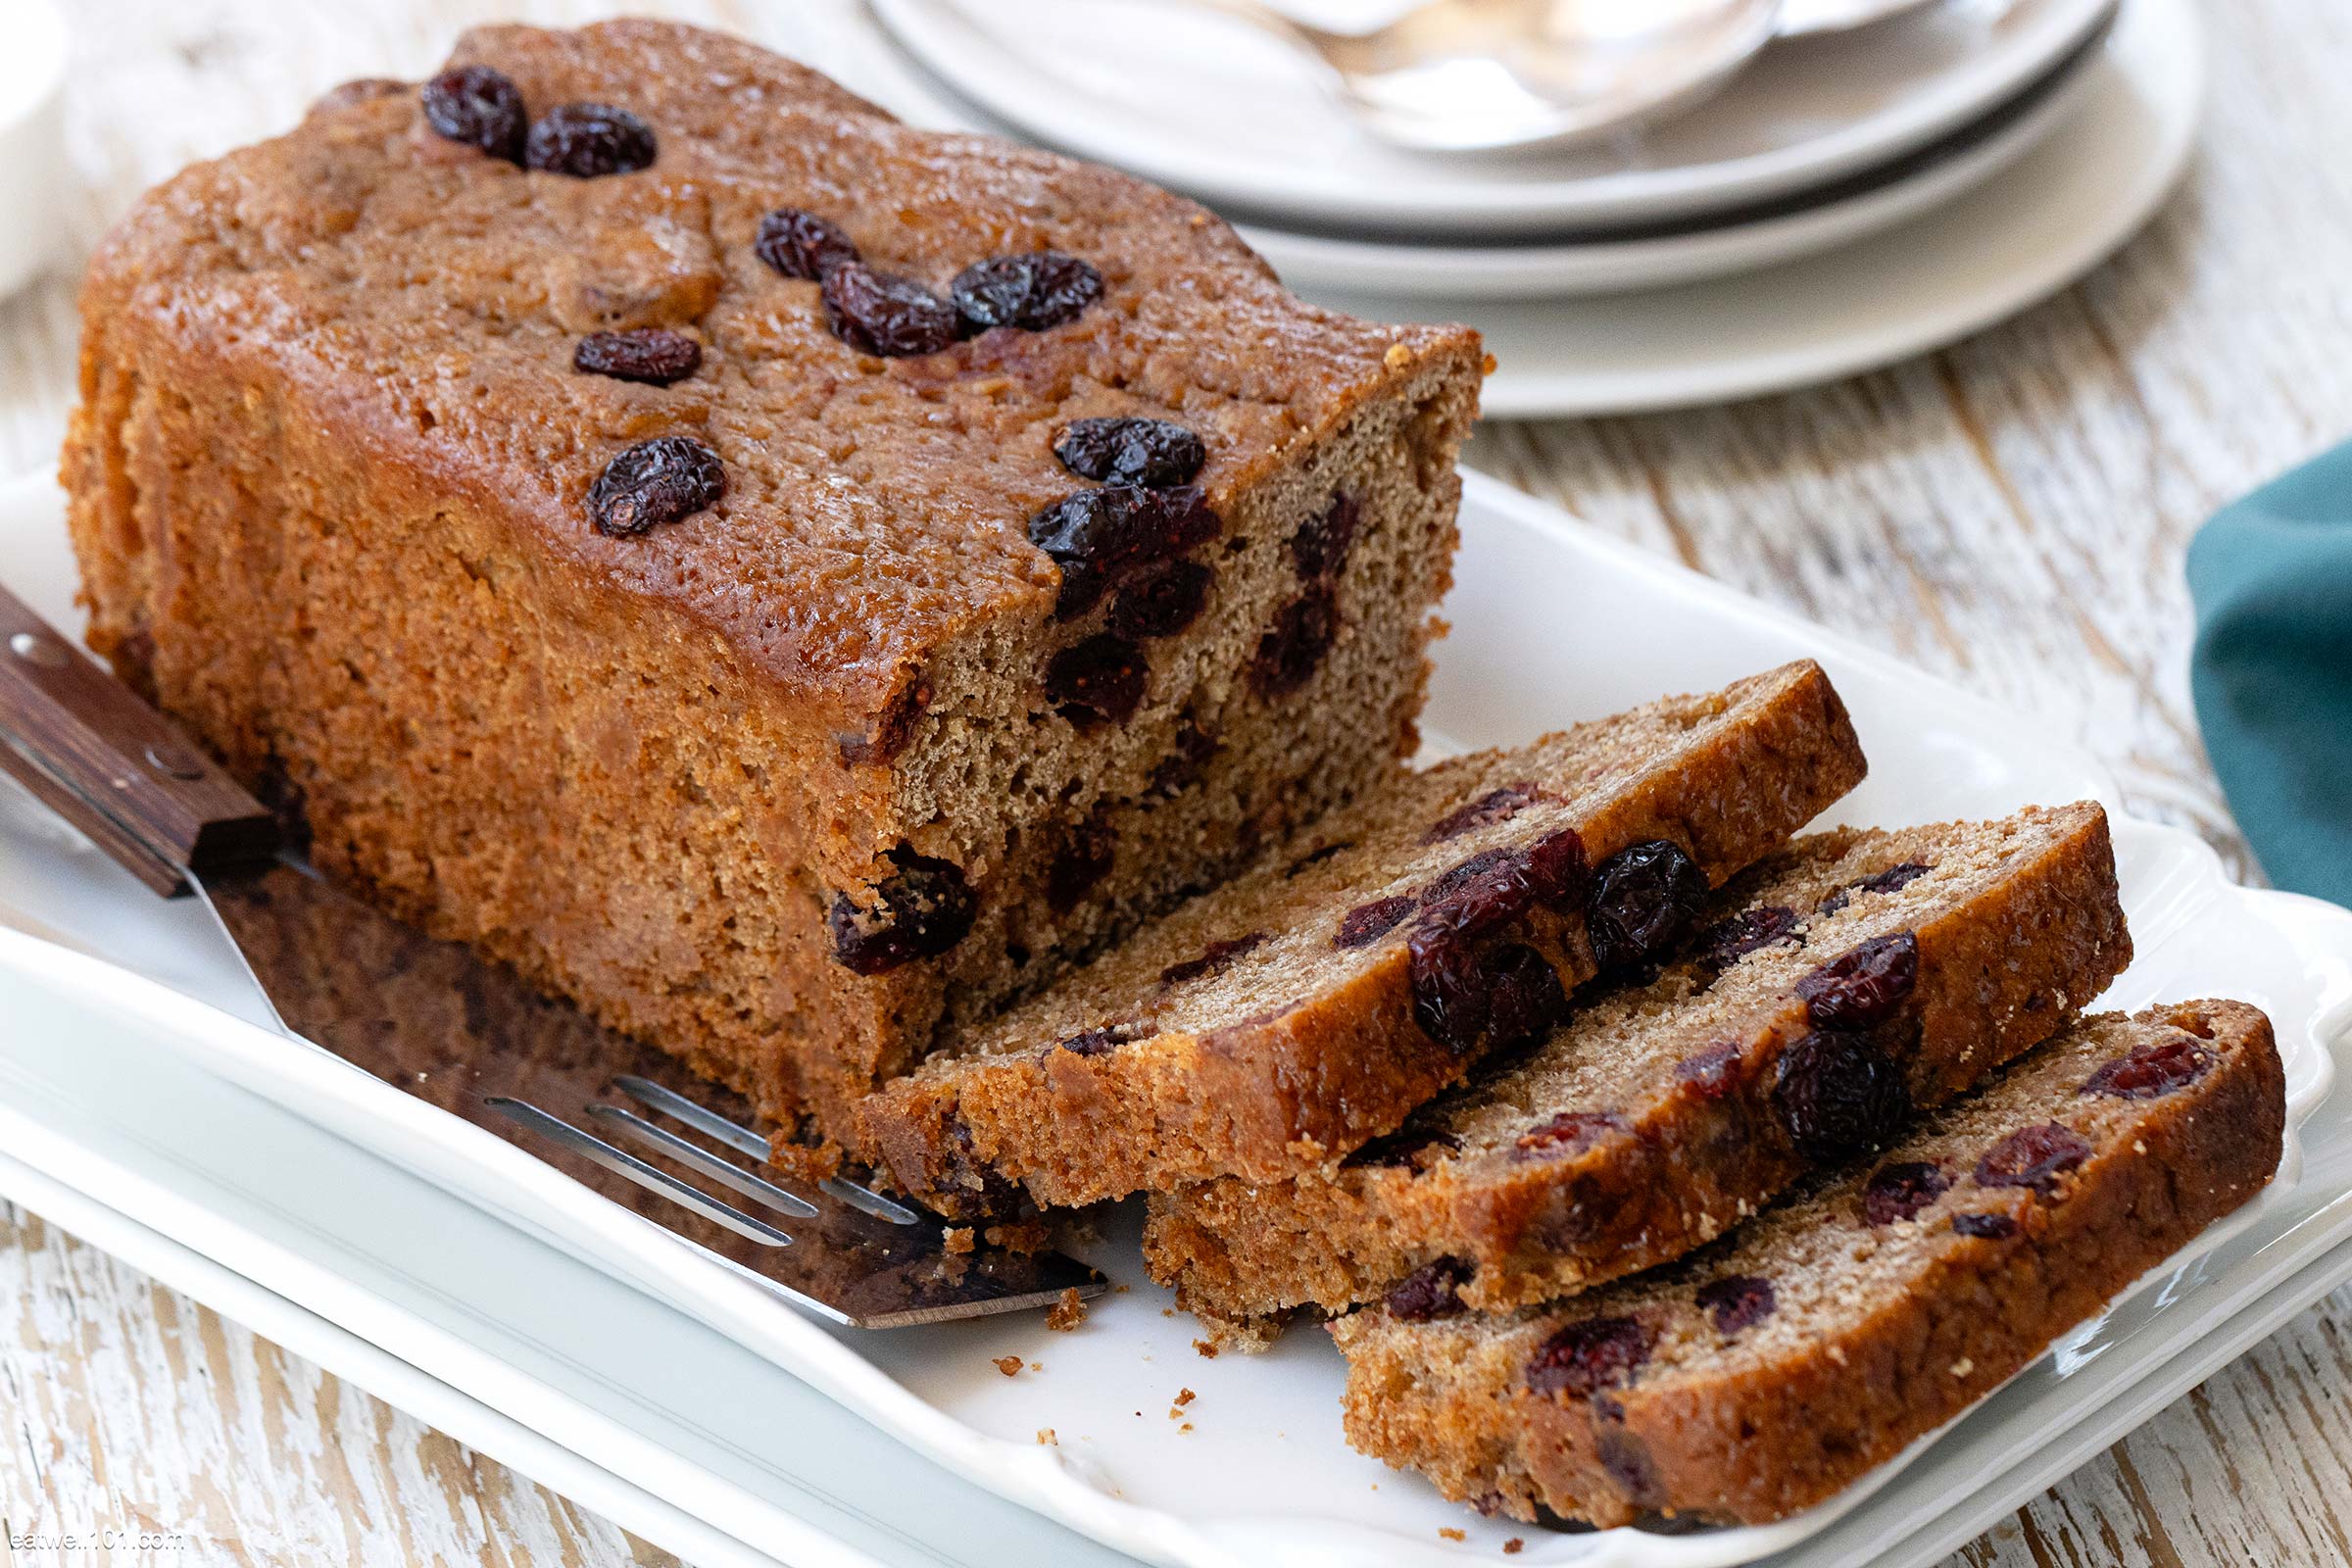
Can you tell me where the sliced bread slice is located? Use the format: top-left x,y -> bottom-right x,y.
1331,1000 -> 2284,1528
858,661 -> 1867,1216
1145,804 -> 2132,1325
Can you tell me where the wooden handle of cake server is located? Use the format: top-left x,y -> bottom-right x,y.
0,582 -> 279,898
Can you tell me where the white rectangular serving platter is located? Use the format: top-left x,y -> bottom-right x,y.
3,467 -> 2350,1568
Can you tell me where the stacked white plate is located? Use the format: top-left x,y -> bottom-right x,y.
864,0 -> 2201,416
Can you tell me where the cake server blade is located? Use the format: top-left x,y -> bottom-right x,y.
0,582 -> 1103,1327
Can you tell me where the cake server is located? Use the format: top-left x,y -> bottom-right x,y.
0,582 -> 1104,1327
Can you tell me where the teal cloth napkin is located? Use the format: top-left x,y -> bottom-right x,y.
2188,441 -> 2352,909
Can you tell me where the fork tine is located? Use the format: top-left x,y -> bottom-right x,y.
820,1177 -> 922,1225
585,1103 -> 820,1220
487,1097 -> 795,1248
613,1073 -> 926,1222
613,1074 -> 770,1159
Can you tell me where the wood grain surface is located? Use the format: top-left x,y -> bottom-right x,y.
4,0 -> 2348,1563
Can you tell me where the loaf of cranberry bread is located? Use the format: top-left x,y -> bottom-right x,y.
1145,803 -> 2132,1328
1334,1001 -> 2284,1527
61,21 -> 1486,1143
857,661 -> 1867,1214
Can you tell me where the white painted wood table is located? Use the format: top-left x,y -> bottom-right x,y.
7,1 -> 2352,1563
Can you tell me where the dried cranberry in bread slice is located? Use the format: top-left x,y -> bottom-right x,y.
1146,804 -> 2131,1326
1332,1001 -> 2284,1528
858,661 -> 1866,1216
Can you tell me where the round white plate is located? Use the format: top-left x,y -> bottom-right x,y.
1301,0 -> 2196,416
865,0 -> 2118,237
1237,9 -> 2108,301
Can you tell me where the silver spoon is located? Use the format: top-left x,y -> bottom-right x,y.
1781,0 -> 1943,34
1211,0 -> 1943,154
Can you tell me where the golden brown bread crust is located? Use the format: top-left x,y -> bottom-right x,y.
72,18 -> 1466,712
1331,1002 -> 2286,1527
61,21 -> 1483,1141
1146,803 -> 2132,1325
858,662 -> 1868,1214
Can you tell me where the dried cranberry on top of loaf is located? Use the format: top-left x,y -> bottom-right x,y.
63,20 -> 1487,1147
